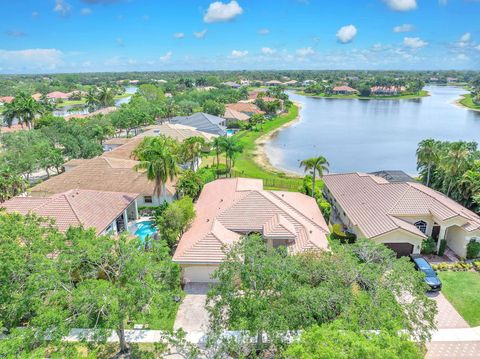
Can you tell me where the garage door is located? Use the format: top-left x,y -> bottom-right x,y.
384,243 -> 414,257
183,266 -> 218,283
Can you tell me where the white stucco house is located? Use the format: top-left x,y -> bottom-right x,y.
323,172 -> 480,258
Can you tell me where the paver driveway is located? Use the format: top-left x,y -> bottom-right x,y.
174,283 -> 210,333
428,292 -> 469,329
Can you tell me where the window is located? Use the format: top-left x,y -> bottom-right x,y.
144,196 -> 153,204
414,220 -> 427,234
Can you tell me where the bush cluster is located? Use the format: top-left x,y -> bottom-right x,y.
466,239 -> 480,259
431,262 -> 474,272
331,223 -> 357,244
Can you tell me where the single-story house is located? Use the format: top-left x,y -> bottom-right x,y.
2,189 -> 138,235
332,86 -> 358,95
102,137 -> 131,152
173,178 -> 330,283
32,93 -> 43,101
221,81 -> 241,89
283,80 -> 298,86
170,112 -> 227,136
265,80 -> 283,86
323,172 -> 480,257
47,91 -> 70,101
0,96 -> 14,104
30,156 -> 176,207
223,108 -> 250,124
370,86 -> 406,96
225,103 -> 264,116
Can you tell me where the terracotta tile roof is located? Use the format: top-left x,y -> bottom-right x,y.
32,93 -> 42,101
323,173 -> 480,239
224,108 -> 250,121
332,85 -> 358,93
47,91 -> 70,99
0,96 -> 14,103
225,102 -> 264,115
103,124 -> 215,161
2,189 -> 138,234
30,156 -> 176,198
173,178 -> 330,264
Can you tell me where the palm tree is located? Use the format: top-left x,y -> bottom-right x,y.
416,139 -> 439,187
2,92 -> 43,130
180,136 -> 206,170
97,86 -> 115,108
222,136 -> 243,177
85,88 -> 99,112
212,137 -> 226,173
299,156 -> 329,197
441,142 -> 471,196
133,136 -> 179,198
459,169 -> 480,206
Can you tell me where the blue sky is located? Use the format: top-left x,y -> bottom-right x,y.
0,0 -> 479,73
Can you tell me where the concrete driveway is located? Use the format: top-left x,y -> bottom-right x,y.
174,283 -> 210,333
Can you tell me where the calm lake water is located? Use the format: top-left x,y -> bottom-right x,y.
264,86 -> 480,175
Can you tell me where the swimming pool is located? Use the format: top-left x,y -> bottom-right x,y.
134,220 -> 157,241
226,129 -> 236,136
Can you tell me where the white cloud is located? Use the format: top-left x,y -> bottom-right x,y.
258,28 -> 270,35
459,32 -> 471,43
383,0 -> 417,11
456,53 -> 469,61
261,47 -> 276,55
403,37 -> 428,48
204,1 -> 243,23
393,24 -> 414,33
0,48 -> 63,71
336,25 -> 357,44
54,0 -> 72,17
231,50 -> 248,58
296,47 -> 315,56
160,51 -> 172,62
194,29 -> 207,39
174,32 -> 185,39
80,7 -> 92,15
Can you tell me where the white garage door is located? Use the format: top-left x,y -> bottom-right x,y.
183,266 -> 218,283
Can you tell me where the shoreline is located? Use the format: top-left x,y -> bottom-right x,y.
454,94 -> 480,113
252,101 -> 303,178
294,90 -> 430,101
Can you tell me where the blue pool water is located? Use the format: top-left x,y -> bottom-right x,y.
226,129 -> 236,136
134,221 -> 157,241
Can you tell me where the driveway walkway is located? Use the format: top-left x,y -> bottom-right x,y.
173,283 -> 210,333
428,292 -> 470,329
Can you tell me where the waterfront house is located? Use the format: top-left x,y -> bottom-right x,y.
265,80 -> 283,86
170,112 -> 227,136
173,178 -> 330,283
223,108 -> 250,124
323,172 -> 480,257
2,189 -> 139,235
332,85 -> 358,95
225,102 -> 264,116
370,86 -> 406,96
47,91 -> 70,101
30,156 -> 176,206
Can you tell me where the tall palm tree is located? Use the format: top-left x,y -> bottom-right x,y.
133,136 -> 179,198
222,136 -> 243,177
212,136 -> 226,173
416,139 -> 439,187
299,156 -> 329,197
459,169 -> 480,206
85,88 -> 99,112
97,86 -> 115,108
180,136 -> 206,170
2,92 -> 43,130
441,142 -> 471,196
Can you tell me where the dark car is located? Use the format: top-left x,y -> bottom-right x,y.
410,255 -> 442,292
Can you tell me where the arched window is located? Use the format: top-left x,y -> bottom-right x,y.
414,220 -> 427,234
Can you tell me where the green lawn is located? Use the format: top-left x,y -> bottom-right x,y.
438,271 -> 480,326
296,90 -> 429,100
459,94 -> 480,111
56,93 -> 131,108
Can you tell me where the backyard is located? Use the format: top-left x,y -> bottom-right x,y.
438,271 -> 480,327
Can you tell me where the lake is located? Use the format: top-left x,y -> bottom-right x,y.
264,86 -> 480,175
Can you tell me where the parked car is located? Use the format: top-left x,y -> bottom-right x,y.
410,255 -> 442,291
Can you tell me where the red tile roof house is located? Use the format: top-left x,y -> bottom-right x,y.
2,189 -> 139,235
173,178 -> 330,283
47,91 -> 71,102
323,173 -> 480,257
225,103 -> 265,116
370,86 -> 406,96
332,86 -> 359,95
0,96 -> 15,104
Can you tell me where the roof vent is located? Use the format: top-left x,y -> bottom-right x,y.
206,218 -> 210,222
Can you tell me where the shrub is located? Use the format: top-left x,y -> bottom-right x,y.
473,261 -> 480,271
437,239 -> 447,256
421,237 -> 436,255
466,239 -> 480,259
331,223 -> 357,244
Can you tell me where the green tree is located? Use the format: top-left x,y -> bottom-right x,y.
177,169 -> 204,200
222,136 -> 243,177
441,142 -> 472,196
299,155 -> 329,197
96,86 -> 115,108
3,92 -> 44,129
133,136 -> 180,198
0,164 -> 27,203
285,323 -> 422,359
156,197 -> 195,250
202,99 -> 225,116
417,139 -> 440,187
212,136 -> 226,174
179,136 -> 207,170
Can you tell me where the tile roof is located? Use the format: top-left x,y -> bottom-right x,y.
47,91 -> 70,99
323,173 -> 480,239
332,85 -> 358,93
2,189 -> 138,234
224,108 -> 250,121
30,156 -> 176,197
173,178 -> 330,264
170,113 -> 227,136
0,96 -> 14,103
102,124 -> 216,161
225,102 -> 264,115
